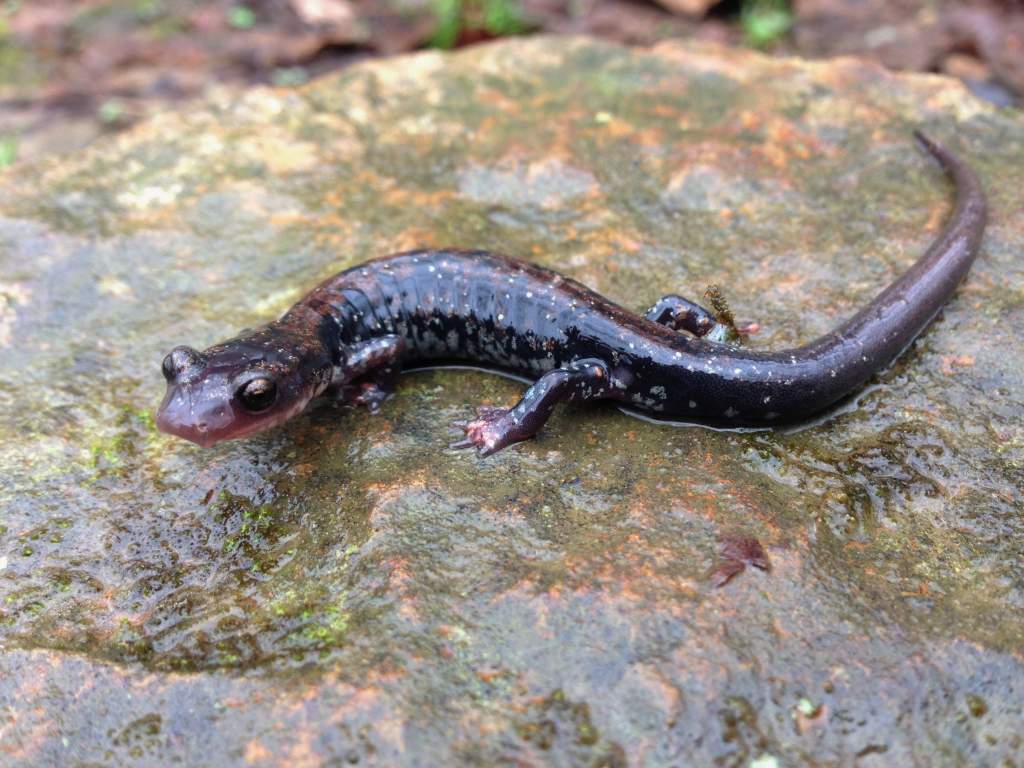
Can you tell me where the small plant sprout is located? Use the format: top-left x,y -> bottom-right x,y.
430,0 -> 526,49
741,0 -> 793,49
228,5 -> 256,30
0,136 -> 16,168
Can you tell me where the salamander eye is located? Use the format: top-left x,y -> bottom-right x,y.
237,378 -> 277,412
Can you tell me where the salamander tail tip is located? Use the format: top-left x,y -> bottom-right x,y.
912,130 -> 949,168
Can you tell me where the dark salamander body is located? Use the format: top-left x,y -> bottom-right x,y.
157,133 -> 987,455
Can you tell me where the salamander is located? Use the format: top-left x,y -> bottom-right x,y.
156,132 -> 987,456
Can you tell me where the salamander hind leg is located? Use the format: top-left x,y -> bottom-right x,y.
451,358 -> 612,456
645,293 -> 759,342
645,295 -> 720,337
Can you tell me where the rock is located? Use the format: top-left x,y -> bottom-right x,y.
941,53 -> 1017,110
792,0 -> 1023,106
793,0 -> 944,71
943,6 -> 1024,104
1,36 -> 1023,766
651,0 -> 719,18
942,52 -> 991,84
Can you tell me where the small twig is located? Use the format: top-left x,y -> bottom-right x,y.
704,284 -> 742,343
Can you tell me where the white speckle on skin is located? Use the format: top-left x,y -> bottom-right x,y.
689,400 -> 697,409
724,407 -> 739,418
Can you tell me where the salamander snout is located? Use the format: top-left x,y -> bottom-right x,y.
162,345 -> 207,383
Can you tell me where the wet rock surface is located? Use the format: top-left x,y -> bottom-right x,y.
1,36 -> 1023,766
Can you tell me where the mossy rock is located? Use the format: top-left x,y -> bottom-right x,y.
1,37 -> 1022,766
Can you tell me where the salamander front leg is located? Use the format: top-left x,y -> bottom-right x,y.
451,358 -> 611,456
334,334 -> 406,412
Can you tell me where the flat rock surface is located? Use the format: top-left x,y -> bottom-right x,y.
1,36 -> 1023,766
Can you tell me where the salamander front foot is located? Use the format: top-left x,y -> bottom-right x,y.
349,381 -> 393,412
336,374 -> 397,413
450,406 -> 522,456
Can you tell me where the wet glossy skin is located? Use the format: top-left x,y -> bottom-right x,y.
157,133 -> 986,455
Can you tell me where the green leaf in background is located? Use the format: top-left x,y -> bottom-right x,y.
430,0 -> 525,49
484,0 -> 524,36
430,0 -> 461,49
99,99 -> 124,124
741,0 -> 792,49
0,136 -> 17,168
228,5 -> 255,30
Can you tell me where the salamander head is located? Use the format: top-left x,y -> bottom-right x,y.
156,325 -> 331,448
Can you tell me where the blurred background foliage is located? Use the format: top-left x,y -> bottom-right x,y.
0,0 -> 1020,166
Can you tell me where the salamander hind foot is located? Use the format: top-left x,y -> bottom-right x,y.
645,294 -> 720,337
646,293 -> 759,341
450,406 -> 518,456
